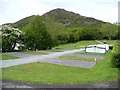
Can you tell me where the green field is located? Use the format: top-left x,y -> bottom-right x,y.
0,54 -> 19,60
2,52 -> 118,84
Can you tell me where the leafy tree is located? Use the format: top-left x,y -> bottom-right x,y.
0,25 -> 22,52
73,29 -> 80,42
23,16 -> 53,50
44,17 -> 69,45
100,23 -> 118,40
57,32 -> 69,44
78,27 -> 97,40
67,27 -> 99,43
67,32 -> 75,43
66,28 -> 78,43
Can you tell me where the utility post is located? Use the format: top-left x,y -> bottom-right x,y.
95,58 -> 97,64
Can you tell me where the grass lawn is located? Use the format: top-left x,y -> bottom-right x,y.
51,40 -> 116,51
2,52 -> 118,84
99,40 -> 117,44
21,51 -> 47,55
53,40 -> 97,50
0,54 -> 19,60
59,55 -> 101,62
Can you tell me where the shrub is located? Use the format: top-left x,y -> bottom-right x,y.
111,41 -> 120,68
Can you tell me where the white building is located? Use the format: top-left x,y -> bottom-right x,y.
85,44 -> 110,53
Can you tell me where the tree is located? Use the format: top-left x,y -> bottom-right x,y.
23,16 -> 53,50
78,27 -> 97,40
73,29 -> 80,42
67,27 -> 99,43
0,25 -> 22,52
45,17 -> 69,45
57,32 -> 69,44
67,32 -> 75,43
100,23 -> 118,40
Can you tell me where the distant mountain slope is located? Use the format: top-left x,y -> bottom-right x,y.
43,8 -> 105,28
12,15 -> 35,29
9,8 -> 106,29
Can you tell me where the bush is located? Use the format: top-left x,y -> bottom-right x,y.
111,53 -> 120,68
111,41 -> 120,68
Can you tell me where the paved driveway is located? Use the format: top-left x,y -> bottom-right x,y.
0,49 -> 97,68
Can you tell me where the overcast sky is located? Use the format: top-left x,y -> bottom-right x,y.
0,0 -> 119,25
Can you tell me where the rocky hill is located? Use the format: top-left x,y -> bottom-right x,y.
43,8 -> 105,28
10,8 -> 106,29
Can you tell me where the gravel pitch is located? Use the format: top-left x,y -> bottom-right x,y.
65,53 -> 104,59
1,49 -> 96,69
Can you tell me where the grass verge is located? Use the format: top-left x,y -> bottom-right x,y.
75,51 -> 106,56
22,51 -> 47,55
1,54 -> 19,60
45,49 -> 64,52
59,55 -> 98,62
